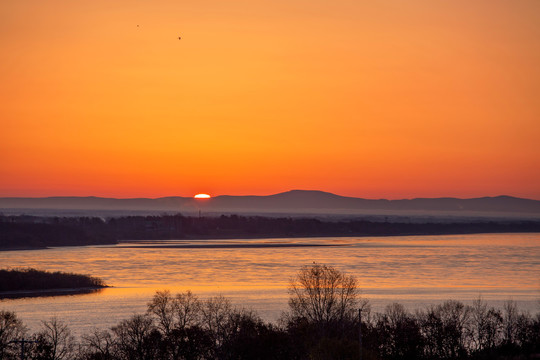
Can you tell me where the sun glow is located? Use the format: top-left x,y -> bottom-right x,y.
194,194 -> 211,199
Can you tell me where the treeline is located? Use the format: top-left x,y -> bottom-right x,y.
0,295 -> 538,359
1,264 -> 539,359
2,214 -> 540,249
0,268 -> 107,293
0,216 -> 115,249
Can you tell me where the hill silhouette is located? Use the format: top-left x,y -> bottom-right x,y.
1,190 -> 540,217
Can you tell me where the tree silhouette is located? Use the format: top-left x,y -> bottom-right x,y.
288,263 -> 359,327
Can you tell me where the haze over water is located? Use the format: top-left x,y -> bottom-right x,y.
1,233 -> 539,336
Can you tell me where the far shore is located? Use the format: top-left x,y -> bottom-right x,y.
3,213 -> 540,251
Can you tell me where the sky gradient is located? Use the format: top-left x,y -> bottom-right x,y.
1,1 -> 539,199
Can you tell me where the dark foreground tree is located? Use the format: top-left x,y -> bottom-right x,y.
286,263 -> 365,359
0,310 -> 26,360
79,328 -> 117,360
375,303 -> 423,360
2,286 -> 540,360
289,264 -> 359,325
419,300 -> 472,359
111,314 -> 160,360
288,263 -> 360,327
33,317 -> 76,360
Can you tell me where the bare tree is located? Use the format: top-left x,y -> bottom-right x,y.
147,290 -> 203,335
147,289 -> 176,336
80,328 -> 117,360
377,303 -> 423,359
0,310 -> 26,360
173,291 -> 203,331
35,317 -> 75,360
112,314 -> 159,360
503,300 -> 519,345
419,301 -> 471,359
288,263 -> 360,326
200,295 -> 233,342
147,290 -> 206,360
470,296 -> 503,352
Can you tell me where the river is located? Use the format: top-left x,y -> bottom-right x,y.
1,233 -> 539,337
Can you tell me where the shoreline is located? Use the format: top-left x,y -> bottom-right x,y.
0,246 -> 49,251
115,242 -> 346,249
0,286 -> 109,299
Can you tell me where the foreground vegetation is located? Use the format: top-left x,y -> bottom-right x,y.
2,214 -> 540,249
0,268 -> 107,294
1,264 -> 538,359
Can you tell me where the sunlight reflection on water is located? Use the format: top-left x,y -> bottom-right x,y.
1,233 -> 539,336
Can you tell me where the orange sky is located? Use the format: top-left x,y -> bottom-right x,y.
1,0 -> 539,199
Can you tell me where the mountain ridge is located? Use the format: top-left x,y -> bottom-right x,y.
1,190 -> 540,216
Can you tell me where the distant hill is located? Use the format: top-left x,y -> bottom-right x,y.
1,190 -> 540,217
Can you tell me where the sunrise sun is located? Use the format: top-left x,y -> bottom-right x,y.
194,193 -> 211,199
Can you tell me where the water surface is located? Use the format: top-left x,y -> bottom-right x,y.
1,233 -> 539,336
